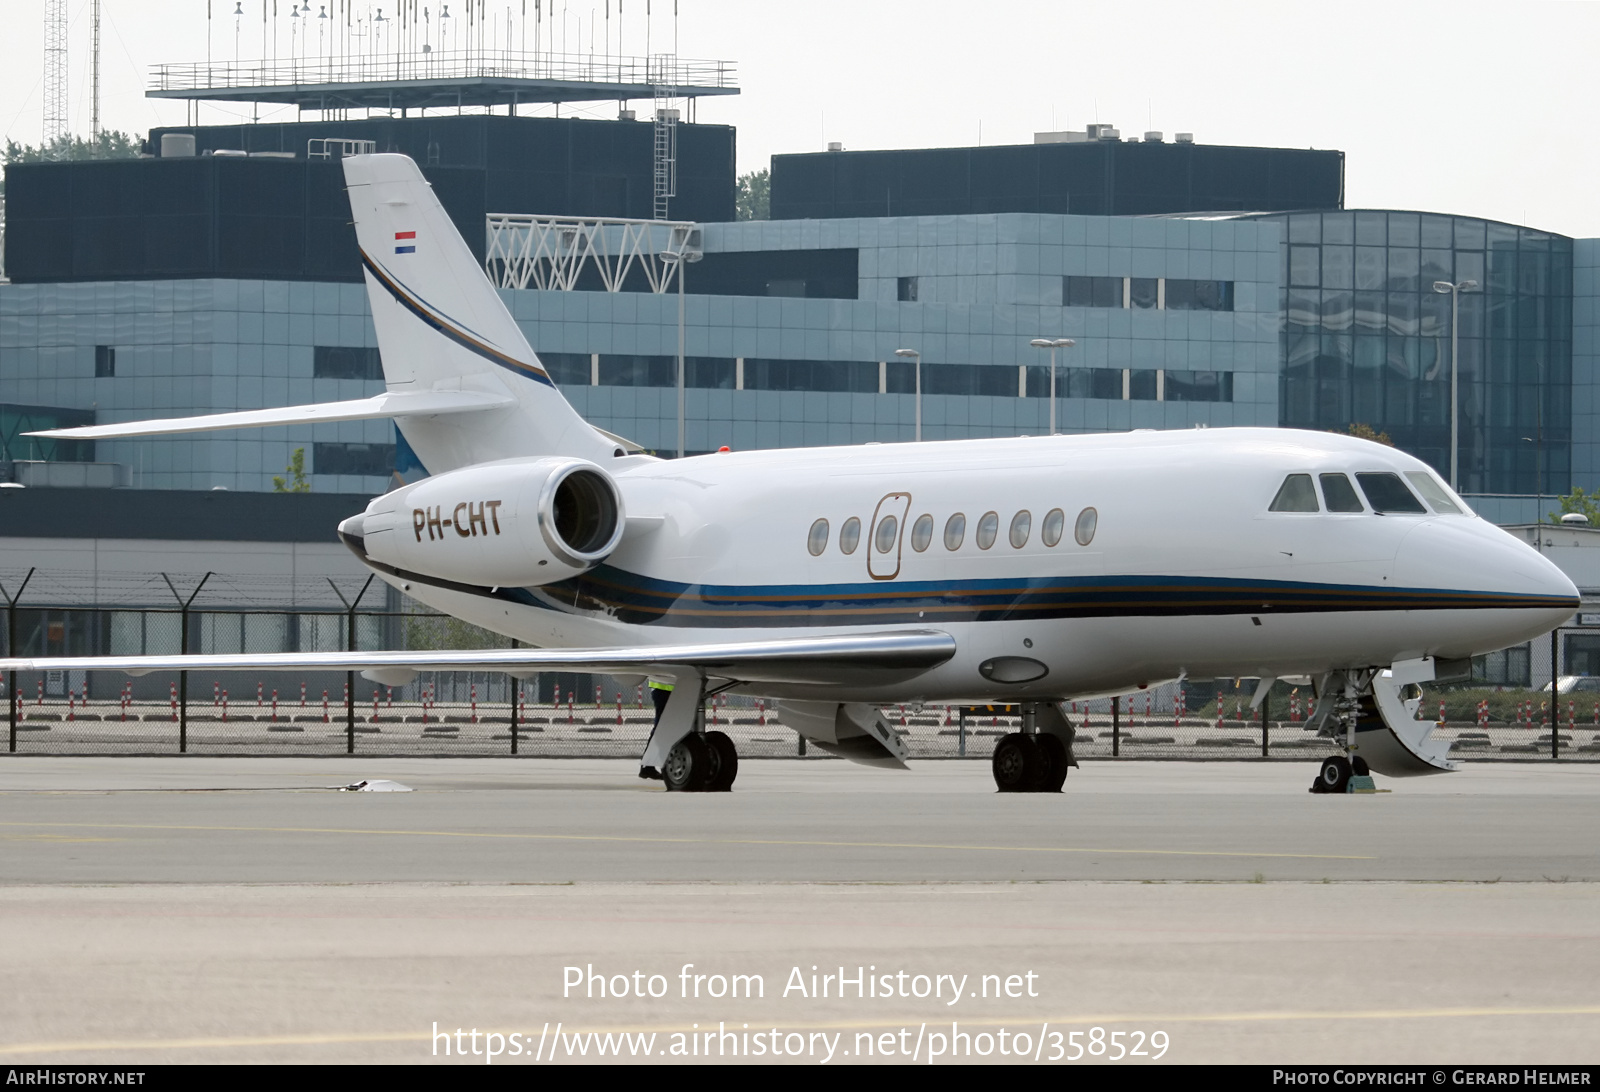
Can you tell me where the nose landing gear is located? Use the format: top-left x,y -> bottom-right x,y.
1306,671 -> 1386,793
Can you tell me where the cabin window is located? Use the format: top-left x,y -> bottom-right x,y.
1404,471 -> 1464,515
976,511 -> 1000,550
1009,510 -> 1032,548
1320,474 -> 1365,513
874,515 -> 899,554
839,517 -> 862,554
1041,508 -> 1065,547
944,513 -> 966,551
807,518 -> 829,556
1074,507 -> 1098,546
1269,474 -> 1319,512
911,514 -> 934,552
1356,473 -> 1427,514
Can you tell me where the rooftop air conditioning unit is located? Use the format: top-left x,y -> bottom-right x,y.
827,141 -> 844,152
159,133 -> 196,158
1175,132 -> 1195,144
1144,131 -> 1163,142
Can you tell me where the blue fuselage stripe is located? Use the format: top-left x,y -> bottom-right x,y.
507,567 -> 1575,628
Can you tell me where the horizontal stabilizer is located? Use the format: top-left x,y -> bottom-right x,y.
0,629 -> 957,689
22,389 -> 517,441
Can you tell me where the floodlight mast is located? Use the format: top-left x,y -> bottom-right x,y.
1029,337 -> 1075,436
662,241 -> 702,458
1433,279 -> 1479,489
894,348 -> 922,441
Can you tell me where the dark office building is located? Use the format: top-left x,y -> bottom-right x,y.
771,139 -> 1344,220
3,114 -> 736,285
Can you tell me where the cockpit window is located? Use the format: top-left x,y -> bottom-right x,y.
1269,474 -> 1319,512
1355,473 -> 1427,514
1404,471 -> 1464,515
1319,473 -> 1365,513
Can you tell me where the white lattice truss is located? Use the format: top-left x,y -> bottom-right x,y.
484,215 -> 699,294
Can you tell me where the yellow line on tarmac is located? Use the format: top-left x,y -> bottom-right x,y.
0,820 -> 1373,860
4,1005 -> 1600,1057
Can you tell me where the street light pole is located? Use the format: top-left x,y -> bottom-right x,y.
1433,279 -> 1478,490
662,245 -> 701,459
1029,337 -> 1075,436
894,348 -> 921,441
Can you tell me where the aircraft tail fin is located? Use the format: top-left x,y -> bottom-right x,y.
342,153 -> 615,472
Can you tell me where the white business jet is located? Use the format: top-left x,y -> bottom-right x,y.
9,154 -> 1579,793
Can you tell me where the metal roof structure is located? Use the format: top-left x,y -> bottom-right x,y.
147,50 -> 738,113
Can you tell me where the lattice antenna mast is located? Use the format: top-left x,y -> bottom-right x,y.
91,0 -> 102,156
43,0 -> 68,153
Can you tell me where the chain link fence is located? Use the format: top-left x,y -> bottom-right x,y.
3,602 -> 1596,762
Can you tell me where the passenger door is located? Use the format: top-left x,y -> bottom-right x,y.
867,492 -> 911,580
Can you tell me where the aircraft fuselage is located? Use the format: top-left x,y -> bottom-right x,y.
358,426 -> 1578,704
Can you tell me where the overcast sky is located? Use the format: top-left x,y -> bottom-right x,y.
3,0 -> 1596,237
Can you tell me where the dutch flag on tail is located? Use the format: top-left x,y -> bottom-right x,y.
395,230 -> 416,254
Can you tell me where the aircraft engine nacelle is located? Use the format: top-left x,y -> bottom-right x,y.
344,457 -> 625,587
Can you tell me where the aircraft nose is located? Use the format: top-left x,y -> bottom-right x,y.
1394,518 -> 1578,637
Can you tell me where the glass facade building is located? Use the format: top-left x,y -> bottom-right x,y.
1246,210 -> 1574,495
0,212 -> 1283,492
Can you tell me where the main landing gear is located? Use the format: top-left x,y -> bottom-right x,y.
662,730 -> 739,793
640,679 -> 740,793
991,702 -> 1077,793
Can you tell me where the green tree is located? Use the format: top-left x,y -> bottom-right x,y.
272,447 -> 312,493
3,132 -> 142,200
3,130 -> 142,165
736,168 -> 770,221
1333,422 -> 1395,447
1549,486 -> 1600,525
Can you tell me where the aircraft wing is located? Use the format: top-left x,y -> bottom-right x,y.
0,629 -> 957,688
20,389 -> 516,440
